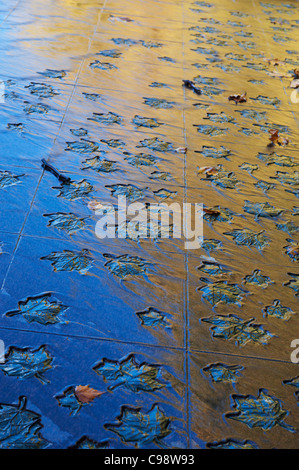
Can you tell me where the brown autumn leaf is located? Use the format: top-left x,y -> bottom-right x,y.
203,207 -> 221,216
198,166 -> 219,176
174,147 -> 187,154
182,80 -> 202,95
294,69 -> 299,79
109,15 -> 134,23
270,19 -> 284,25
268,129 -> 289,147
228,92 -> 247,104
266,58 -> 285,66
268,129 -> 279,144
74,385 -> 105,404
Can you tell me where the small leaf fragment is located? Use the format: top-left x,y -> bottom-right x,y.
228,92 -> 247,104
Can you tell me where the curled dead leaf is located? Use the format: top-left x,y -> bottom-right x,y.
174,147 -> 187,154
228,92 -> 247,104
270,19 -> 284,25
74,385 -> 105,404
268,129 -> 289,147
198,166 -> 219,176
266,58 -> 285,66
109,15 -> 134,23
203,208 -> 221,216
268,129 -> 279,143
182,80 -> 202,95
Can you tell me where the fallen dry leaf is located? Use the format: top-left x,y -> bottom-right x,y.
294,69 -> 299,79
265,58 -> 285,66
182,80 -> 202,95
198,166 -> 219,176
228,92 -> 247,104
203,207 -> 221,216
270,19 -> 284,25
268,129 -> 289,147
268,129 -> 279,144
174,147 -> 187,154
74,385 -> 104,404
109,15 -> 134,23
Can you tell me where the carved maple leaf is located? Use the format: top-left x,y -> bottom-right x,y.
69,436 -> 110,449
0,345 -> 53,383
224,228 -> 270,250
207,439 -> 258,449
104,404 -> 171,446
136,307 -> 171,329
201,314 -> 274,346
103,253 -> 151,278
106,183 -> 145,202
198,280 -> 248,307
226,389 -> 295,432
81,156 -> 118,173
137,137 -> 173,152
284,272 -> 299,296
88,112 -> 122,125
143,97 -> 175,109
284,239 -> 299,261
41,249 -> 93,274
5,293 -> 69,325
0,171 -> 24,189
44,212 -> 87,235
203,363 -> 244,383
263,299 -> 294,321
132,115 -> 163,128
65,139 -> 99,154
243,200 -> 283,219
283,377 -> 299,403
25,82 -> 59,98
0,396 -> 48,449
243,269 -> 273,288
93,354 -> 165,392
54,180 -> 93,200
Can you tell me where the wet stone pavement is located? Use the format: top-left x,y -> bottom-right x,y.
0,0 -> 298,450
